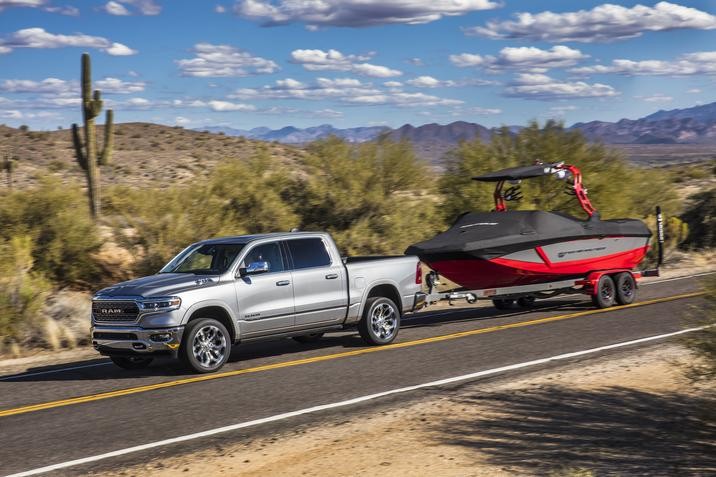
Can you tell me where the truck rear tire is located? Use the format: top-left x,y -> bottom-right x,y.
591,275 -> 616,309
110,356 -> 153,370
358,297 -> 400,345
181,318 -> 231,373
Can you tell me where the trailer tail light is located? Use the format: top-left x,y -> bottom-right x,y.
415,262 -> 422,285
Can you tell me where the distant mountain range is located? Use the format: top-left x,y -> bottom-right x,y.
197,101 -> 716,162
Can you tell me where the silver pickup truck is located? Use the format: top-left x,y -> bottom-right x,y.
91,232 -> 426,373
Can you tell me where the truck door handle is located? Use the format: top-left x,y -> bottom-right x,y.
276,280 -> 291,286
325,274 -> 338,280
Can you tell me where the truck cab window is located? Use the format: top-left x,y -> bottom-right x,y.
242,242 -> 285,273
286,238 -> 332,269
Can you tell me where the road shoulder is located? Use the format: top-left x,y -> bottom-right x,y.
96,342 -> 715,477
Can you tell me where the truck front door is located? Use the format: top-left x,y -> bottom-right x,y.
235,241 -> 295,337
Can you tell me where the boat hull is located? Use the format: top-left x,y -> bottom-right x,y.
422,236 -> 650,290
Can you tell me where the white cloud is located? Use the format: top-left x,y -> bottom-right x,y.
0,28 -> 137,55
406,75 -> 497,88
290,49 -> 401,77
208,100 -> 257,112
0,78 -> 73,94
104,0 -> 161,15
177,43 -> 279,77
0,1 -> 78,14
466,106 -> 501,115
505,73 -> 619,100
384,81 -> 403,88
234,0 -> 501,28
215,4 -> 226,13
174,116 -> 191,125
105,42 -> 137,56
104,1 -> 130,15
571,51 -> 716,76
407,57 -> 424,66
95,77 -> 146,93
466,2 -> 716,42
688,88 -> 702,93
549,105 -> 578,113
451,45 -> 588,72
230,77 -> 462,107
637,94 -> 673,103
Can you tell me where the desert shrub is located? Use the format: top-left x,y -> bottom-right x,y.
105,148 -> 299,275
680,188 -> 716,249
440,121 -> 679,222
292,136 -> 441,255
0,235 -> 52,346
0,178 -> 102,285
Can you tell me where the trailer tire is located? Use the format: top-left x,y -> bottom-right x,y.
615,272 -> 636,305
492,298 -> 515,310
293,332 -> 324,344
358,297 -> 400,345
110,356 -> 153,370
591,275 -> 616,309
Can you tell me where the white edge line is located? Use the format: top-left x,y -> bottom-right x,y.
5,325 -> 712,477
0,362 -> 112,381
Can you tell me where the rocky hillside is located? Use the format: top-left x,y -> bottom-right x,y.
0,123 -> 306,189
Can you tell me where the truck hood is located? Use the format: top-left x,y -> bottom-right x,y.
95,273 -> 221,299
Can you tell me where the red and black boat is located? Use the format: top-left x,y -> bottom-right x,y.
406,163 -> 653,295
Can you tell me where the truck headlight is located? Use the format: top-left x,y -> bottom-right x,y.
139,296 -> 182,313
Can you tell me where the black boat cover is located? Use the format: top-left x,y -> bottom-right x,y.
472,164 -> 557,182
405,211 -> 651,260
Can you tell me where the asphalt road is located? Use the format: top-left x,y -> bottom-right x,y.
0,274 -> 708,476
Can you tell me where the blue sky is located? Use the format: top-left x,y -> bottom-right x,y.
1,0 -> 715,130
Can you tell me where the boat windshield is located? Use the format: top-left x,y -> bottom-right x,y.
159,243 -> 245,275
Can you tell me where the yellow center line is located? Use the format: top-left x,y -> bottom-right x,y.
0,291 -> 704,419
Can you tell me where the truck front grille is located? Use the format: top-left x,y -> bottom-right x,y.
92,301 -> 140,323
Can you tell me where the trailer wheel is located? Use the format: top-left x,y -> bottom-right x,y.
614,272 -> 636,305
591,275 -> 616,309
492,298 -> 515,310
358,297 -> 400,345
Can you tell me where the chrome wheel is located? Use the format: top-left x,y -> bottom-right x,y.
191,325 -> 226,369
370,302 -> 397,340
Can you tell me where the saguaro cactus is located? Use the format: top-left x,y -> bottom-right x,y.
2,154 -> 15,188
71,53 -> 114,218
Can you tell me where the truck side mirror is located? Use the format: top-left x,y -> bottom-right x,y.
240,261 -> 270,277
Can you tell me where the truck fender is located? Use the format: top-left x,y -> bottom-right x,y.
357,279 -> 402,319
181,300 -> 239,341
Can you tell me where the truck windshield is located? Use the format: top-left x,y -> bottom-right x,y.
159,243 -> 245,275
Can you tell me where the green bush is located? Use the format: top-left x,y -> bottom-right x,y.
680,188 -> 716,249
292,137 -> 441,255
0,178 -> 102,286
105,148 -> 299,275
0,235 -> 52,345
440,121 -> 679,222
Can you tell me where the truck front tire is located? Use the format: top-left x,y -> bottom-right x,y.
358,296 -> 400,345
181,318 -> 231,373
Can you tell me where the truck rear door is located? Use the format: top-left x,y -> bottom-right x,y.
284,237 -> 347,328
